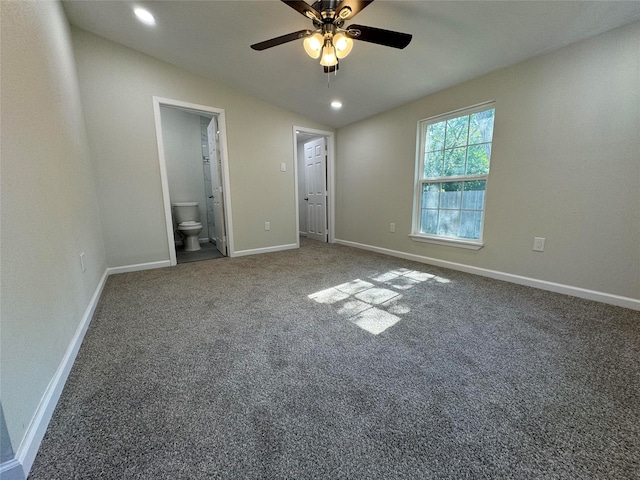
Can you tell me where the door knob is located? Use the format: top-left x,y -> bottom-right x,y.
304,197 -> 309,201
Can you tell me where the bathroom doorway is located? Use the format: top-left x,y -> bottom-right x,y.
153,97 -> 234,266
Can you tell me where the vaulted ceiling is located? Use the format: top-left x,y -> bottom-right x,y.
62,1 -> 640,128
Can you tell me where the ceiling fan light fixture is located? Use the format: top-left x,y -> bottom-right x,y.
333,32 -> 353,59
338,6 -> 352,19
251,1 -> 412,74
303,32 -> 323,59
320,41 -> 338,67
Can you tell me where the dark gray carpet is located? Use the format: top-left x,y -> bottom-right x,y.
29,238 -> 640,479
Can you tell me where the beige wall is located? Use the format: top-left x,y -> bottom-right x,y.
1,2 -> 637,468
336,22 -> 640,300
0,0 -> 107,452
71,28 -> 332,264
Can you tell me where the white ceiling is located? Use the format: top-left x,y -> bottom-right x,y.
62,1 -> 640,128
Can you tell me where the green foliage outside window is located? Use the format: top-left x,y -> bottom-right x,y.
416,106 -> 495,241
424,109 -> 494,188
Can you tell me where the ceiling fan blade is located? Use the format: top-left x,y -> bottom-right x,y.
251,30 -> 312,51
281,0 -> 323,23
334,0 -> 374,21
346,24 -> 412,49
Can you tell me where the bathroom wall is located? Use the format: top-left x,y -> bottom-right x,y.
0,1 -> 107,474
160,106 -> 209,242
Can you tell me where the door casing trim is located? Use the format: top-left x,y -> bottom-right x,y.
152,96 -> 235,264
293,126 -> 335,244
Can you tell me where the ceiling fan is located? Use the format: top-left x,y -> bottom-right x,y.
251,0 -> 412,72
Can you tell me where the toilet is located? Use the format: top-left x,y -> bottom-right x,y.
172,202 -> 203,252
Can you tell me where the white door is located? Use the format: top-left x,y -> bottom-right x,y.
207,117 -> 227,255
305,137 -> 327,242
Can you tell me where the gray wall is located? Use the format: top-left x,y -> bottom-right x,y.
335,22 -> 640,300
0,0 -> 107,456
0,404 -> 14,464
70,27 -> 332,263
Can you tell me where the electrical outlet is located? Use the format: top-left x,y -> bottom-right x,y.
280,162 -> 287,172
533,237 -> 545,252
265,221 -> 271,231
80,252 -> 86,272
390,223 -> 395,233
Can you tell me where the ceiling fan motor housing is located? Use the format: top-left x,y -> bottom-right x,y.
251,0 -> 412,67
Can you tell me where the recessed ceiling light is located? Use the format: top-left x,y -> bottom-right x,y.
331,100 -> 343,110
134,7 -> 156,26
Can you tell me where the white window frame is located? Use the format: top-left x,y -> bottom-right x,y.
410,101 -> 495,250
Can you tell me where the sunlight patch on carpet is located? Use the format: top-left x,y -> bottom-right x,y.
351,308 -> 401,335
354,287 -> 400,305
308,268 -> 448,335
335,279 -> 374,295
308,287 -> 350,304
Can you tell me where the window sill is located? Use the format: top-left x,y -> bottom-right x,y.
409,234 -> 484,250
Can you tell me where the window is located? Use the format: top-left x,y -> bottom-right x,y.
411,103 -> 495,249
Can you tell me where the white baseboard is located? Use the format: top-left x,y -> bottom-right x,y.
232,243 -> 298,257
107,260 -> 171,275
0,458 -> 25,480
335,239 -> 640,311
6,258 -> 173,478
9,269 -> 109,479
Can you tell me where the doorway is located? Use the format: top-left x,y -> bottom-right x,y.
153,97 -> 234,265
294,127 -> 335,243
